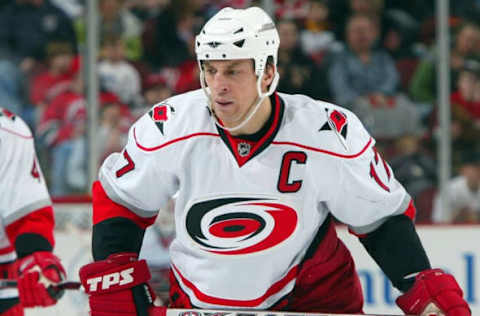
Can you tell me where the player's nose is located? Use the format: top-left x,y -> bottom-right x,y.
210,74 -> 230,94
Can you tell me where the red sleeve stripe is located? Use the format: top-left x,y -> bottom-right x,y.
5,206 -> 55,247
403,199 -> 417,221
349,199 -> 417,238
0,246 -> 14,255
92,181 -> 157,229
348,227 -> 368,238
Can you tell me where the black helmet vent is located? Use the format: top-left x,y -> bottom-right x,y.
233,39 -> 245,48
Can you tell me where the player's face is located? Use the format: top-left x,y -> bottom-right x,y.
203,59 -> 260,128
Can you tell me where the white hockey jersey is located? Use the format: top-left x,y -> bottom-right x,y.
99,90 -> 411,309
0,108 -> 52,299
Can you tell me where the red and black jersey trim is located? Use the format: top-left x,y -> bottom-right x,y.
92,181 -> 157,229
14,233 -> 53,258
217,93 -> 285,167
5,206 -> 55,249
91,181 -> 157,260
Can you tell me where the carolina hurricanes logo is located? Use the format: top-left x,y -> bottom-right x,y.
148,103 -> 175,135
329,110 -> 347,133
319,108 -> 349,140
185,197 -> 298,255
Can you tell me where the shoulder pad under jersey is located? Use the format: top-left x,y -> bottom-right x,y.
132,89 -> 214,150
0,108 -> 32,139
278,93 -> 373,158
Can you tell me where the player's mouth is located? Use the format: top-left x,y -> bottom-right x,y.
215,100 -> 233,107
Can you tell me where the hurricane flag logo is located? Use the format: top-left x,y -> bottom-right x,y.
185,197 -> 298,255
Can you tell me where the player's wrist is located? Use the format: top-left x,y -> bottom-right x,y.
14,233 -> 53,259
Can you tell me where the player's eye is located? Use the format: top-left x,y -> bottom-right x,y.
227,69 -> 239,76
205,68 -> 216,75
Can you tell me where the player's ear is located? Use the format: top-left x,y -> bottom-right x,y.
261,61 -> 275,91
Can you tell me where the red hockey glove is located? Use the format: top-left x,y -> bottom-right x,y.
396,269 -> 471,316
13,251 -> 66,307
0,262 -> 23,316
2,304 -> 23,316
79,252 -> 156,316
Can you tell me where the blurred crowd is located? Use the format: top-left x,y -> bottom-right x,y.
0,0 -> 479,224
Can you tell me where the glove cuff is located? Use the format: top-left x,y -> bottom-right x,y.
80,253 -> 151,295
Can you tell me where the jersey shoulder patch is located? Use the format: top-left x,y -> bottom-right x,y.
133,89 -> 214,150
317,101 -> 373,155
0,108 -> 32,139
147,102 -> 175,136
278,94 -> 373,157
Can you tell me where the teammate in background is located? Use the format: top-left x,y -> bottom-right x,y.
0,108 -> 66,315
79,7 -> 470,316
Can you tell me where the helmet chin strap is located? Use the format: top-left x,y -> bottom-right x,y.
200,70 -> 279,133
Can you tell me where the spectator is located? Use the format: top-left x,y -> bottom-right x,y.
99,34 -> 143,108
36,72 -> 86,196
277,19 -> 330,100
0,59 -> 26,116
328,14 -> 399,107
449,59 -> 480,169
30,41 -> 76,123
142,0 -> 204,70
75,0 -> 143,61
390,134 -> 437,197
432,150 -> 480,223
409,22 -> 480,104
125,0 -> 169,21
390,133 -> 437,222
299,0 -> 339,64
274,0 -> 310,20
382,10 -> 419,61
349,0 -> 384,15
329,14 -> 423,141
0,0 -> 77,73
66,92 -> 133,192
97,93 -> 133,161
328,0 -> 385,42
382,9 -> 422,93
142,74 -> 172,108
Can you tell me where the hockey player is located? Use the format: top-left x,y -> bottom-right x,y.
0,108 -> 66,315
79,7 -> 470,316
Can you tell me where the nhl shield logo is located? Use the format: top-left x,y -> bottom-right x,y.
237,142 -> 251,157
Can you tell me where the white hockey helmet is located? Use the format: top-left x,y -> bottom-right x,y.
195,7 -> 281,131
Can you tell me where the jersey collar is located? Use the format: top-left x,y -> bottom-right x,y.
217,92 -> 284,167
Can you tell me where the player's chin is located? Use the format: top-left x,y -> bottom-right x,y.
216,111 -> 244,128
213,103 -> 235,117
